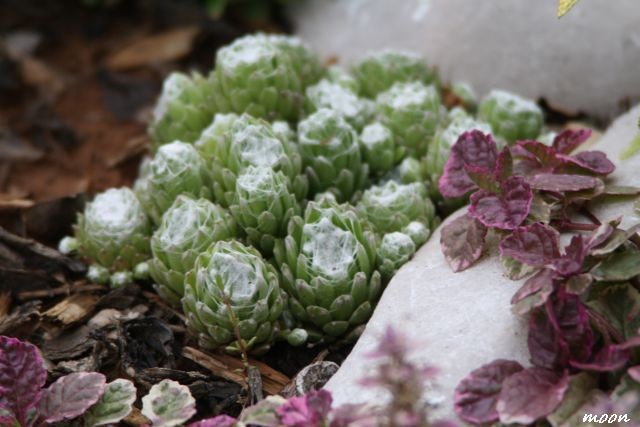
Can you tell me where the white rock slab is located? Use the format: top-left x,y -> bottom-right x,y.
290,0 -> 640,119
324,104 -> 640,420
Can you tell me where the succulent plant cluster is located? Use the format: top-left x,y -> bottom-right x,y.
60,33 -> 550,354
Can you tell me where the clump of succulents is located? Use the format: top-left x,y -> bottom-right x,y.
298,108 -> 368,202
182,240 -> 286,355
148,72 -> 215,149
206,113 -> 308,207
478,89 -> 544,144
274,200 -> 381,343
352,50 -> 437,98
63,188 -> 151,287
134,141 -> 213,225
356,180 -> 436,236
149,196 -> 237,305
230,166 -> 301,255
376,81 -> 444,158
63,33 -> 553,352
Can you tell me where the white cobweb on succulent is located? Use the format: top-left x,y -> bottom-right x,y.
236,166 -> 287,204
486,89 -> 541,114
381,231 -> 415,255
360,122 -> 391,150
157,199 -> 199,249
85,189 -> 143,242
367,181 -> 415,209
218,34 -> 277,71
379,81 -> 435,110
233,124 -> 285,168
208,251 -> 260,304
151,73 -> 187,123
153,142 -> 194,177
442,116 -> 492,148
308,80 -> 363,120
302,217 -> 358,281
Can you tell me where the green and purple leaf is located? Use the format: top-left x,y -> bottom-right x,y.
141,379 -> 197,427
468,176 -> 532,230
276,389 -> 332,427
440,214 -> 488,272
499,223 -> 560,267
37,372 -> 107,424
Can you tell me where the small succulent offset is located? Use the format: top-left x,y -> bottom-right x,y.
478,89 -> 544,144
207,113 -> 308,207
148,72 -> 215,149
209,34 -> 310,121
149,196 -> 237,305
229,166 -> 301,256
359,121 -> 402,176
274,200 -> 381,343
352,50 -> 438,99
181,240 -> 288,355
62,187 -> 151,287
377,231 -> 418,280
305,79 -> 373,130
357,180 -> 436,236
376,81 -> 444,158
297,108 -> 369,202
134,141 -> 213,225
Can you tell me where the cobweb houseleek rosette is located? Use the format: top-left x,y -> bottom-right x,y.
352,50 -> 437,99
230,166 -> 301,256
181,240 -> 286,355
265,34 -> 324,88
377,232 -> 417,281
376,81 -> 444,158
358,122 -> 403,176
297,108 -> 368,203
148,72 -> 215,149
209,34 -> 306,121
149,196 -> 237,305
478,89 -> 544,144
274,200 -> 382,343
134,141 -> 213,225
207,114 -> 308,207
305,79 -> 373,130
194,113 -> 239,159
69,188 -> 151,286
356,180 -> 436,236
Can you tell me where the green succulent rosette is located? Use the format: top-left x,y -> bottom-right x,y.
149,196 -> 237,305
209,34 -> 305,121
297,108 -> 368,202
327,65 -> 360,94
230,166 -> 301,256
194,113 -> 239,158
377,232 -> 417,281
356,180 -> 435,235
182,240 -> 285,355
274,200 -> 382,343
359,122 -> 403,176
148,72 -> 215,149
376,81 -> 444,158
271,120 -> 296,144
74,188 -> 151,274
384,157 -> 425,185
134,141 -> 213,225
401,221 -> 431,247
265,34 -> 324,88
352,50 -> 437,98
423,113 -> 492,198
450,81 -> 478,112
207,114 -> 307,207
478,89 -> 544,144
305,79 -> 372,130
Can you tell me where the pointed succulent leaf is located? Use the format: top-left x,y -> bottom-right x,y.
468,176 -> 533,230
0,336 -> 47,425
454,359 -> 524,425
84,379 -> 136,427
496,367 -> 569,424
141,379 -> 196,427
440,213 -> 487,272
37,372 -> 107,423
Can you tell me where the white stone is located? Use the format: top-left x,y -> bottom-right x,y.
290,0 -> 640,119
324,104 -> 640,420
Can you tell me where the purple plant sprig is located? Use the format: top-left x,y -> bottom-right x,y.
439,129 -> 617,272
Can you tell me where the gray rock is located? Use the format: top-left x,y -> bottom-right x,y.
290,0 -> 640,119
323,104 -> 640,420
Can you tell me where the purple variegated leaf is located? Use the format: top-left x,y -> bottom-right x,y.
528,173 -> 602,192
570,344 -> 629,372
453,359 -> 523,425
511,268 -> 555,315
515,140 -> 562,170
439,130 -> 498,198
141,379 -> 196,427
586,220 -> 618,249
493,147 -> 513,182
440,214 -> 487,272
496,368 -> 569,425
553,293 -> 594,365
528,306 -> 570,370
188,415 -> 238,427
554,235 -> 587,277
565,274 -> 593,295
559,151 -> 615,176
628,366 -> 640,382
464,164 -> 500,193
468,176 -> 532,230
37,372 -> 106,423
552,129 -> 592,154
0,336 -> 47,426
276,389 -> 332,427
499,223 -> 560,267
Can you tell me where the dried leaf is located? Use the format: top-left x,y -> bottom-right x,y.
84,379 -> 136,427
439,213 -> 487,272
141,379 -> 196,427
37,372 -> 107,423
